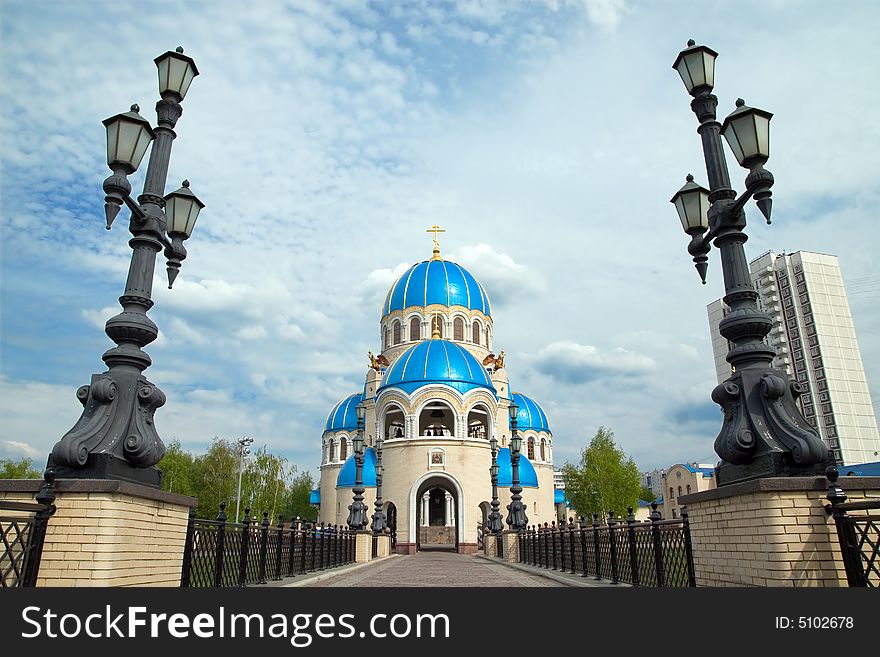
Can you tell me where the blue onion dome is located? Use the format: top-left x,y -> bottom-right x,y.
324,392 -> 364,433
378,339 -> 496,397
382,258 -> 492,318
336,447 -> 377,488
496,448 -> 538,488
509,392 -> 551,434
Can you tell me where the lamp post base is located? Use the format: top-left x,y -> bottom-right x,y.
715,450 -> 835,487
46,453 -> 163,488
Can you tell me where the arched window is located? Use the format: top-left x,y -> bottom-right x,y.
339,437 -> 347,461
686,484 -> 691,495
485,327 -> 491,349
329,439 -> 336,462
453,317 -> 464,341
527,437 -> 535,460
393,320 -> 401,345
323,442 -> 329,463
670,487 -> 674,499
472,322 -> 481,345
678,486 -> 682,496
384,327 -> 390,350
540,438 -> 546,461
409,317 -> 421,341
431,315 -> 444,338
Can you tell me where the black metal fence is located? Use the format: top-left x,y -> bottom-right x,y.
0,470 -> 57,588
180,503 -> 356,587
517,503 -> 696,587
825,467 -> 880,587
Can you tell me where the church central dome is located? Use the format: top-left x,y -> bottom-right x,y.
378,338 -> 496,397
382,258 -> 492,319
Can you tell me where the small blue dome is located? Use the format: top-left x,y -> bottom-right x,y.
382,259 -> 491,318
336,447 -> 377,488
378,339 -> 496,397
509,392 -> 551,434
496,447 -> 538,488
324,393 -> 364,432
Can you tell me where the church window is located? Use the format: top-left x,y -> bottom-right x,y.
329,440 -> 336,462
527,437 -> 535,460
453,317 -> 464,341
686,484 -> 691,494
670,487 -> 674,498
678,486 -> 682,496
540,439 -> 546,461
486,327 -> 490,349
393,320 -> 401,345
339,437 -> 347,460
410,317 -> 421,341
384,328 -> 390,350
472,322 -> 481,345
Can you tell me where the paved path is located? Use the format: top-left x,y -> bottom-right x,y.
298,551 -> 565,587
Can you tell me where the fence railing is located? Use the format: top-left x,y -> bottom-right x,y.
0,470 -> 57,588
825,467 -> 880,588
180,503 -> 356,587
517,503 -> 696,587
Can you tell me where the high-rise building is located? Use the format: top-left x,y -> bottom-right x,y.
707,251 -> 880,466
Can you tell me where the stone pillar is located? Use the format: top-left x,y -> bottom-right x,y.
0,478 -> 196,587
355,530 -> 373,563
681,475 -> 880,587
374,534 -> 391,558
501,530 -> 519,563
444,491 -> 453,526
421,492 -> 430,526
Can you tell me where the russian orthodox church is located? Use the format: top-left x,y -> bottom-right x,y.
316,228 -> 555,553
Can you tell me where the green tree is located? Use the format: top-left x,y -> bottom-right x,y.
0,457 -> 42,479
281,470 -> 318,522
158,440 -> 196,496
561,426 -> 641,519
639,485 -> 657,503
190,437 -> 239,519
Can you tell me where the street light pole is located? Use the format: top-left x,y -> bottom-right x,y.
235,436 -> 253,523
488,436 -> 504,534
670,40 -> 829,485
505,403 -> 528,530
371,436 -> 387,535
49,47 -> 204,488
347,403 -> 369,530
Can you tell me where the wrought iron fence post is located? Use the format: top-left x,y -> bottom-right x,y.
607,511 -> 619,585
309,523 -> 317,571
273,514 -> 284,581
579,516 -> 589,577
214,502 -> 228,588
257,511 -> 270,584
531,526 -> 538,566
650,502 -> 665,587
550,521 -> 558,570
237,507 -> 252,586
680,506 -> 697,587
568,519 -> 576,574
20,469 -> 57,587
626,507 -> 640,587
287,517 -> 299,577
317,523 -> 326,570
592,513 -> 602,580
180,507 -> 196,587
825,466 -> 867,587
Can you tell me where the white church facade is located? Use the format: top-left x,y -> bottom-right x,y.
316,233 -> 555,554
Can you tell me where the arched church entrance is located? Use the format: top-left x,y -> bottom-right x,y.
414,475 -> 459,552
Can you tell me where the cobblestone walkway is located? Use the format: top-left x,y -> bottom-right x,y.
300,551 -> 564,587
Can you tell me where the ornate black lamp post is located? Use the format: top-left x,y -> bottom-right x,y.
371,436 -> 387,534
49,47 -> 204,487
347,403 -> 369,530
488,436 -> 504,534
505,403 -> 528,530
671,40 -> 829,485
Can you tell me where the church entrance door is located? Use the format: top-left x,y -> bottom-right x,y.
415,477 -> 458,552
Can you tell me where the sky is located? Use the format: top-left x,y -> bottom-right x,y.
1,0 -> 879,485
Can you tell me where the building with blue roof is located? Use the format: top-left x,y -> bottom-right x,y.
318,236 -> 558,554
663,462 -> 717,520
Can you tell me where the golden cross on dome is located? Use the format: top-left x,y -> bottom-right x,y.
432,311 -> 442,339
426,224 -> 446,260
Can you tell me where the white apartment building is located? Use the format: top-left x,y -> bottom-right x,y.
707,251 -> 880,466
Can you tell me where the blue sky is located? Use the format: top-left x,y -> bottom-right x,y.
2,0 -> 878,482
